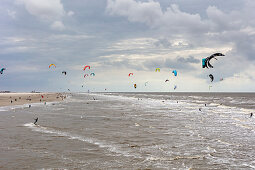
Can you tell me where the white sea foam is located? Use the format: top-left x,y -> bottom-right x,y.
24,123 -> 141,158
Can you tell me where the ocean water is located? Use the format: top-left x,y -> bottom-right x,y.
0,92 -> 255,169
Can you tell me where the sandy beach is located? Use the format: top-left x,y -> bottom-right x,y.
0,93 -> 66,107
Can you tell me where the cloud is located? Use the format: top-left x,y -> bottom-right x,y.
106,0 -> 163,27
106,0 -> 255,79
106,0 -> 206,33
67,11 -> 74,16
1,0 -> 255,91
7,9 -> 16,19
154,39 -> 171,48
50,20 -> 65,31
16,0 -> 70,30
177,56 -> 200,64
16,0 -> 65,21
142,56 -> 198,71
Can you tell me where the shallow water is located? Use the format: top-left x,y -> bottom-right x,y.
0,92 -> 255,169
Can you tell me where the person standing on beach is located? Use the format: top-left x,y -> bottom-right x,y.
250,113 -> 253,118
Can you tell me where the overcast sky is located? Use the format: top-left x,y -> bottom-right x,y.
0,0 -> 255,92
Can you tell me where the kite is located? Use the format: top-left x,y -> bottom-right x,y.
155,68 -> 160,72
209,74 -> 214,82
83,65 -> 90,71
0,68 -> 6,74
62,71 -> 67,75
172,70 -> 177,76
128,73 -> 134,77
202,53 -> 224,69
49,64 -> 56,68
174,85 -> 177,90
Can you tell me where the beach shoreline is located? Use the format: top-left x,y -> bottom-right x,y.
0,92 -> 66,107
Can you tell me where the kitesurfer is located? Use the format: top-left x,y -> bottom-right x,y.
34,117 -> 38,125
199,108 -> 202,111
250,113 -> 253,118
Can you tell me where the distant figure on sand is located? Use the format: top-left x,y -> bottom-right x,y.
250,113 -> 253,118
199,108 -> 202,111
29,105 -> 31,108
34,117 -> 38,125
205,104 -> 207,106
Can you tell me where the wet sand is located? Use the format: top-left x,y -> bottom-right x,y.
0,93 -> 66,107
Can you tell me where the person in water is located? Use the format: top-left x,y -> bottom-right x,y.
34,117 -> 38,125
250,113 -> 253,118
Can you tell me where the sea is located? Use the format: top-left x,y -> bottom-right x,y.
0,92 -> 255,169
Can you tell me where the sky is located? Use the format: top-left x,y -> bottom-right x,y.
0,0 -> 255,92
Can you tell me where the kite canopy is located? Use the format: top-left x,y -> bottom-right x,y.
128,73 -> 133,76
83,65 -> 90,71
49,64 -> 56,68
203,53 -> 224,69
155,68 -> 160,72
84,74 -> 89,78
172,70 -> 177,76
134,84 -> 137,88
62,71 -> 67,75
174,85 -> 177,90
0,68 -> 6,74
90,73 -> 95,76
165,79 -> 169,82
202,58 -> 206,68
209,74 -> 214,82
